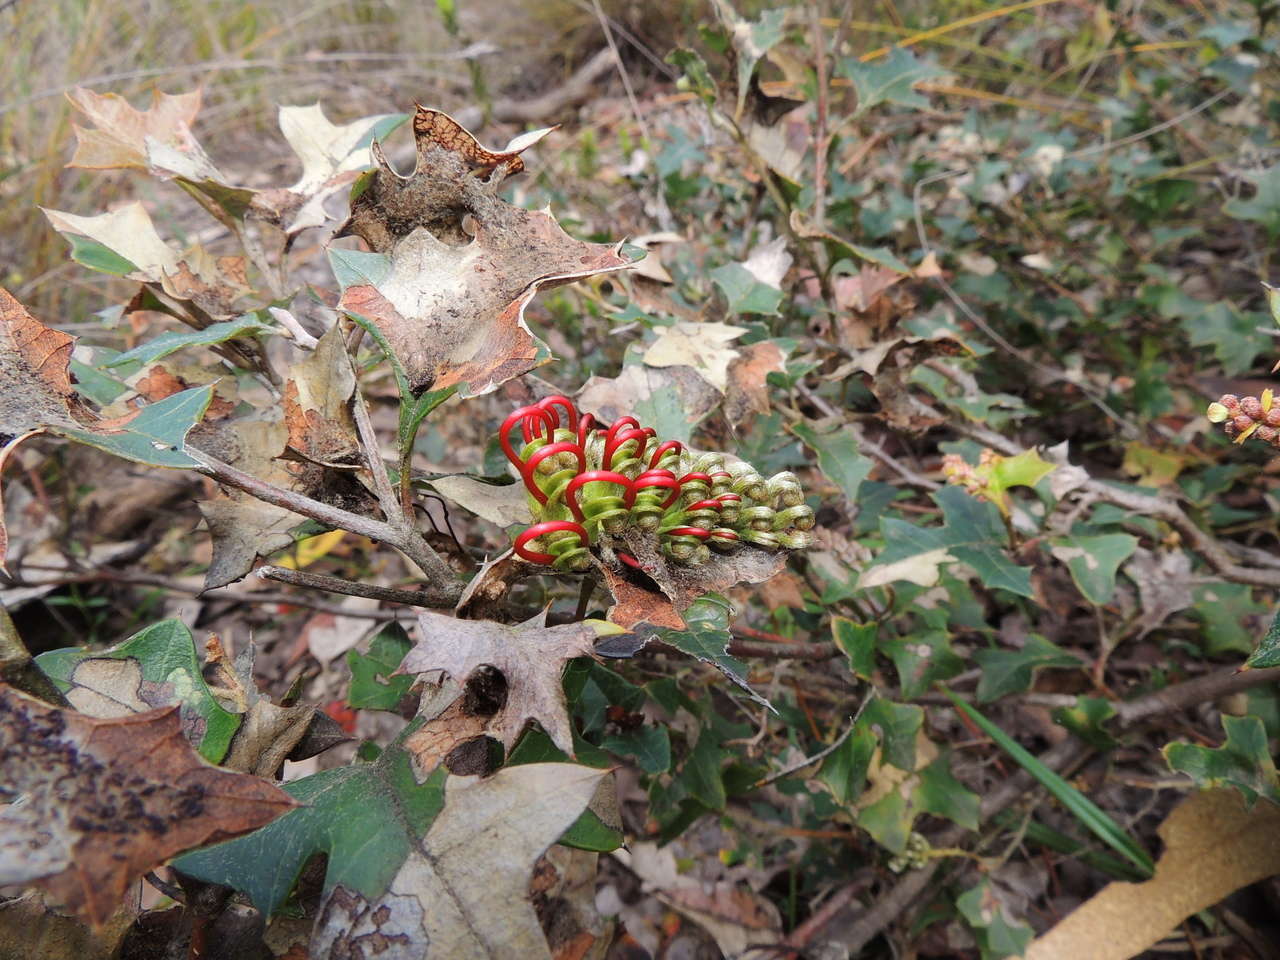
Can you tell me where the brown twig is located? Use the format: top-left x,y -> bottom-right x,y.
1116,665 -> 1280,728
728,635 -> 839,660
257,564 -> 455,609
186,445 -> 460,599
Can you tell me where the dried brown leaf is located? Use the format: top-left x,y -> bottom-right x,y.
337,105 -> 636,395
723,339 -> 786,425
0,685 -> 296,927
65,87 -> 219,180
1026,789 -> 1280,960
282,323 -> 359,466
401,609 -> 598,755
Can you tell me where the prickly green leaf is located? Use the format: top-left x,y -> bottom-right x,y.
58,384 -> 212,468
600,725 -> 671,774
105,316 -> 271,368
680,729 -> 728,810
867,487 -> 1034,597
838,47 -> 947,113
1191,582 -> 1268,655
1245,609 -> 1280,670
856,789 -> 910,853
881,630 -> 964,700
862,698 -> 923,771
1050,533 -> 1138,605
1052,696 -> 1119,749
956,880 -> 1034,960
973,636 -> 1081,703
817,723 -> 876,805
1164,715 -> 1280,807
792,422 -> 872,505
1182,301 -> 1269,376
915,751 -> 980,830
173,741 -> 448,915
36,619 -> 240,763
658,595 -> 767,708
346,623 -> 414,710
709,262 -> 783,316
831,617 -> 877,680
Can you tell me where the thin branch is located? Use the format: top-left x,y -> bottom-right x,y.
257,565 -> 455,608
349,380 -> 407,525
186,445 -> 460,598
728,635 -> 839,660
267,307 -> 319,349
1116,665 -> 1280,728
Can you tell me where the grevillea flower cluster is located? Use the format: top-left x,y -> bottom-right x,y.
500,396 -> 814,572
1207,391 -> 1280,448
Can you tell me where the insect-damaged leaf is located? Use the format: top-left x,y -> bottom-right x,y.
400,608 -> 599,755
333,106 -> 641,396
0,685 -> 296,928
35,619 -> 241,763
282,322 -> 360,467
175,735 -> 604,960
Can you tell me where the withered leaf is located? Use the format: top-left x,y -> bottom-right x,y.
43,204 -> 251,320
400,609 -> 599,755
0,285 -> 92,437
196,419 -> 304,589
723,339 -> 787,425
0,685 -> 296,928
66,87 -> 221,181
334,104 -> 640,395
309,763 -> 606,960
282,323 -> 360,466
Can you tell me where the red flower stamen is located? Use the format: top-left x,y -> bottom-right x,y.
500,405 -> 556,468
648,440 -> 683,468
618,551 -> 641,569
535,395 -> 578,432
604,426 -> 650,469
686,499 -> 723,512
710,529 -> 739,541
577,412 -> 597,447
677,472 -> 713,487
520,441 -> 586,503
664,526 -> 710,539
514,520 -> 589,565
625,472 -> 681,509
565,470 -> 630,522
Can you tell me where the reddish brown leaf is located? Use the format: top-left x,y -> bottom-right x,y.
598,564 -> 687,632
337,105 -> 638,395
282,324 -> 359,466
0,286 -> 89,437
0,685 -> 296,927
723,340 -> 787,425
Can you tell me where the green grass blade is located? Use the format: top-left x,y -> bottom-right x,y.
945,690 -> 1155,877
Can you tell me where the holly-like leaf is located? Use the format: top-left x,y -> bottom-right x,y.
709,262 -> 785,316
66,86 -> 221,181
35,619 -> 240,762
956,879 -> 1034,960
346,622 -> 415,710
643,320 -> 747,391
44,204 -> 252,319
601,725 -> 672,774
282,322 -> 360,467
1050,533 -> 1138,606
1245,609 -> 1280,669
334,106 -> 639,396
832,617 -> 877,680
400,609 -> 599,755
881,629 -> 964,700
1164,714 -> 1280,806
838,47 -> 947,114
61,384 -> 213,469
1182,301 -> 1270,376
0,685 -> 295,927
861,486 -> 1034,597
710,1 -> 789,119
195,419 -> 307,589
1223,162 -> 1280,235
0,285 -> 95,438
655,594 -> 770,709
792,421 -> 873,505
974,636 -> 1081,703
